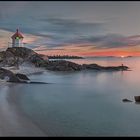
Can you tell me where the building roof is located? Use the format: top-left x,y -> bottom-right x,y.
11,29 -> 24,39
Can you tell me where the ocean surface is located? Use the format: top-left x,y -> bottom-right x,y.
2,57 -> 140,136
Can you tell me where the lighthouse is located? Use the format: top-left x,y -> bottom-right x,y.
11,29 -> 24,47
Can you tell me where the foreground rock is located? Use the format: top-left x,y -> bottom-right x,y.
0,67 -> 30,83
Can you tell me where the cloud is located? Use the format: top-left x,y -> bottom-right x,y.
34,48 -> 65,52
1,2 -> 140,55
63,34 -> 140,49
40,17 -> 105,34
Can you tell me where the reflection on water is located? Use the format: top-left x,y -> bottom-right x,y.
10,57 -> 140,136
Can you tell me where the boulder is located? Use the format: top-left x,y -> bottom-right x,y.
0,67 -> 20,82
0,67 -> 30,83
15,73 -> 30,81
134,96 -> 140,102
122,98 -> 133,102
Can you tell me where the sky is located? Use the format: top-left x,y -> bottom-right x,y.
1,1 -> 140,56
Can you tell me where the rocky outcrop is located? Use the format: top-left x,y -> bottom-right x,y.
0,47 -> 129,72
0,47 -> 49,67
122,98 -> 133,102
82,64 -> 129,71
45,60 -> 129,71
46,60 -> 82,71
0,67 -> 20,82
134,96 -> 140,102
15,73 -> 30,81
0,67 -> 30,83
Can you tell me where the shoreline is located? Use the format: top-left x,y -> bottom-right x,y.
0,83 -> 47,136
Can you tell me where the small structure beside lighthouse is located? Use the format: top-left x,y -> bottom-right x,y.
11,29 -> 24,47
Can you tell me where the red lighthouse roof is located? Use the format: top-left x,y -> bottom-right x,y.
11,29 -> 24,39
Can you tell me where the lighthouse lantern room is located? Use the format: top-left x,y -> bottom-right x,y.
11,29 -> 24,47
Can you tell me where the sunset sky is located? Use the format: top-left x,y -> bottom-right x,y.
1,1 -> 140,56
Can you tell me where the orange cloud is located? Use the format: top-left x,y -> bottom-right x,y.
35,43 -> 140,57
1,29 -> 140,57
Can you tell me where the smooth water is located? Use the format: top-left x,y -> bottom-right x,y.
10,57 -> 140,136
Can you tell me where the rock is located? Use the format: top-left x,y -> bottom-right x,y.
134,96 -> 140,102
122,98 -> 133,102
15,73 -> 30,81
28,54 -> 48,67
45,60 -> 129,72
0,47 -> 49,67
0,67 -> 30,83
82,64 -> 129,71
46,60 -> 83,71
0,47 -> 129,72
0,67 -> 20,82
82,64 -> 102,70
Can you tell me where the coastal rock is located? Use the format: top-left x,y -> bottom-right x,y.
0,67 -> 30,83
0,47 -> 49,67
45,60 -> 129,71
0,67 -> 20,82
46,60 -> 83,71
122,98 -> 133,102
28,54 -> 48,67
0,47 -> 129,72
82,64 -> 102,70
15,73 -> 30,81
82,64 -> 129,71
134,96 -> 140,102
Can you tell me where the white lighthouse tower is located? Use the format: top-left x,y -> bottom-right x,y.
11,29 -> 24,47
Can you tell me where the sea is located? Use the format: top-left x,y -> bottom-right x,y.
1,57 -> 140,136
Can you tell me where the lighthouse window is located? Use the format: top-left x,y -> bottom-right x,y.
16,37 -> 20,40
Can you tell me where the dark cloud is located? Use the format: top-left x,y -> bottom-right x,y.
0,2 -> 107,50
63,34 -> 140,49
0,16 -> 106,49
34,48 -> 65,52
1,2 -> 140,51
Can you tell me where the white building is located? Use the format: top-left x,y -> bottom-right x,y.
11,29 -> 24,47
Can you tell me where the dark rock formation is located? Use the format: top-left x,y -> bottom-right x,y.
0,47 -> 49,67
134,96 -> 140,102
0,47 -> 129,72
122,98 -> 133,102
45,60 -> 129,71
46,60 -> 83,71
16,73 -> 30,81
0,67 -> 30,83
82,64 -> 129,71
0,67 -> 20,82
28,53 -> 48,67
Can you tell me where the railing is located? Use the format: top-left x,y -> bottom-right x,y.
8,42 -> 27,47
